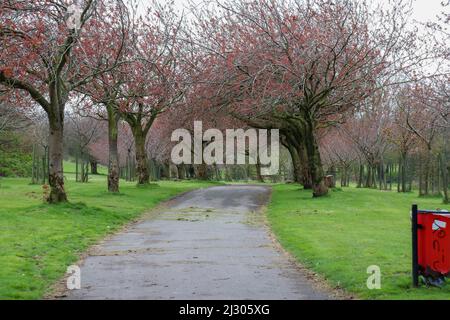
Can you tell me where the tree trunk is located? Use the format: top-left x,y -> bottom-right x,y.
424,149 -> 431,195
439,153 -> 449,204
330,165 -> 337,187
31,145 -> 37,184
378,163 -> 382,190
225,166 -> 232,181
82,157 -> 89,183
215,164 -> 222,181
75,151 -> 79,182
357,164 -> 364,188
401,153 -> 407,192
177,164 -> 186,180
107,110 -> 120,193
299,146 -> 313,189
47,121 -> 67,203
255,155 -> 265,183
255,162 -> 264,183
286,145 -> 302,183
41,155 -> 46,184
389,164 -> 393,190
346,166 -> 351,187
194,163 -> 209,180
283,133 -> 312,189
90,159 -> 98,175
419,158 -> 424,196
134,131 -> 150,185
287,144 -> 302,183
80,152 -> 85,182
304,126 -> 328,197
365,164 -> 372,188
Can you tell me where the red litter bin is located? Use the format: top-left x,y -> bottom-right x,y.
412,204 -> 450,287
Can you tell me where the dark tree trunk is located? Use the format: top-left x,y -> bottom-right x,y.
304,125 -> 328,197
424,149 -> 431,195
177,164 -> 186,180
48,120 -> 67,203
194,163 -> 209,180
90,159 -> 98,175
439,153 -> 449,204
214,163 -> 222,181
107,108 -> 120,193
357,164 -> 364,188
389,164 -> 393,190
287,144 -> 302,183
41,151 -> 45,183
255,155 -> 265,183
225,166 -> 232,181
401,152 -> 407,192
378,163 -> 384,190
341,165 -> 350,187
75,151 -> 79,182
299,146 -> 313,189
134,131 -> 150,185
365,164 -> 372,188
282,132 -> 312,189
346,166 -> 351,187
81,156 -> 89,183
31,145 -> 37,184
329,165 -> 337,186
80,153 -> 86,182
123,109 -> 156,186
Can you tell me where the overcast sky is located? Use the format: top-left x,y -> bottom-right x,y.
135,0 -> 447,25
410,0 -> 447,23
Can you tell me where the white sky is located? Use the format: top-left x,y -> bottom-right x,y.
409,0 -> 446,23
135,0 -> 448,25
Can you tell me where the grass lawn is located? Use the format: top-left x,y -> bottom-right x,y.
0,164 -> 221,300
267,184 -> 450,300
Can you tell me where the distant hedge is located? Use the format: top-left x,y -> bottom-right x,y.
0,133 -> 33,177
0,150 -> 32,177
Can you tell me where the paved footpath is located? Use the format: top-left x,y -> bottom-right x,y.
64,185 -> 329,300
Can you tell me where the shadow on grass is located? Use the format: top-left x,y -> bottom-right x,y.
135,183 -> 161,189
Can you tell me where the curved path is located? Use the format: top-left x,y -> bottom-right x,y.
64,185 -> 329,300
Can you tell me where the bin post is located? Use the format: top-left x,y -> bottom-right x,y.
412,204 -> 419,287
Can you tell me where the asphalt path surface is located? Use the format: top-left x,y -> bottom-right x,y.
64,185 -> 329,300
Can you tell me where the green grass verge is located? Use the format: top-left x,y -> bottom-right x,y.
62,160 -> 109,176
0,168 -> 221,300
267,184 -> 450,300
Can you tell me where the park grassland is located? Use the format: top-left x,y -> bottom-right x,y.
268,184 -> 450,300
0,164 -> 221,300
